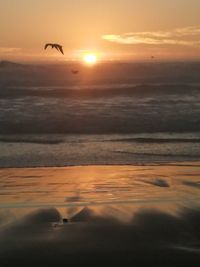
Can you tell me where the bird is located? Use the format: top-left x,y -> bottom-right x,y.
44,43 -> 64,55
71,70 -> 79,75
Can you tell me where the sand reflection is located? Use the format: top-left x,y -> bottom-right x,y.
0,163 -> 200,210
0,163 -> 200,265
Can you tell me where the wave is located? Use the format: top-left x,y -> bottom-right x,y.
2,138 -> 199,145
1,83 -> 200,98
114,151 -> 200,158
0,137 -> 64,144
108,137 -> 200,143
0,83 -> 200,135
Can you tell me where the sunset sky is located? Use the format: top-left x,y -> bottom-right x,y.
0,0 -> 200,62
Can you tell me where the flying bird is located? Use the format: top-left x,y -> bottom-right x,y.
44,43 -> 64,55
71,70 -> 79,75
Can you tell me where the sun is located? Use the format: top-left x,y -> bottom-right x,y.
83,53 -> 97,65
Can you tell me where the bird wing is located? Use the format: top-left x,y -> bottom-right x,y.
55,45 -> 60,52
44,43 -> 52,49
58,45 -> 64,55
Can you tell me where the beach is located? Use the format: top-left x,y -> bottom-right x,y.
0,163 -> 200,266
0,61 -> 200,265
1,0 -> 200,264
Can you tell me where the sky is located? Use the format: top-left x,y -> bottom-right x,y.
0,0 -> 200,62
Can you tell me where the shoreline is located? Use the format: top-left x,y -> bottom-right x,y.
0,161 -> 200,169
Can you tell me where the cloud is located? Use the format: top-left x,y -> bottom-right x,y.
102,26 -> 200,47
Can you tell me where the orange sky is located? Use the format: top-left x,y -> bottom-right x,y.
0,0 -> 200,62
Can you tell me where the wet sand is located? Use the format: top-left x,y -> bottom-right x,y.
0,163 -> 200,209
0,163 -> 200,266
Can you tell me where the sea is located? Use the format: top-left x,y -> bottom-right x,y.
0,61 -> 200,167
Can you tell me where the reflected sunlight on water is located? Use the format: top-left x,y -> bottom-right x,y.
0,164 -> 200,212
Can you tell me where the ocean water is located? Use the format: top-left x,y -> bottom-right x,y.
0,61 -> 200,167
0,133 -> 200,167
